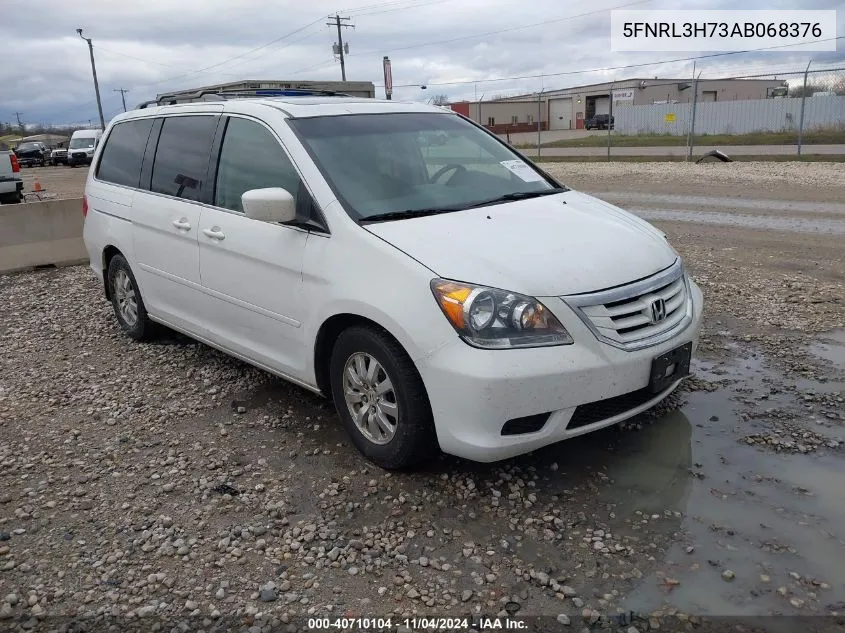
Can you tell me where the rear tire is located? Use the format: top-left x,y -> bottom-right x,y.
329,326 -> 437,469
0,192 -> 22,205
107,254 -> 155,341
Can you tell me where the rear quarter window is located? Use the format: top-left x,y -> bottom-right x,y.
96,119 -> 155,188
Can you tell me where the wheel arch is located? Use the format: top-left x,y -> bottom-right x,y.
313,312 -> 419,398
101,245 -> 123,300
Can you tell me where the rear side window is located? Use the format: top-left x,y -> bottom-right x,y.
96,119 -> 154,188
214,117 -> 301,213
150,116 -> 217,202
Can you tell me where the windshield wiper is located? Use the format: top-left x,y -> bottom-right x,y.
360,189 -> 566,223
360,208 -> 460,224
464,189 -> 565,210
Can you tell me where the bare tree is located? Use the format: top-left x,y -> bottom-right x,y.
790,83 -> 832,97
432,94 -> 450,105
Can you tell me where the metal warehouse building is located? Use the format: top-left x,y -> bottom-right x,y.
156,79 -> 376,102
450,77 -> 788,133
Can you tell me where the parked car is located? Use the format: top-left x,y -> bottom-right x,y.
0,150 -> 23,204
14,141 -> 49,167
67,129 -> 103,167
50,146 -> 69,166
83,96 -> 703,469
585,114 -> 614,130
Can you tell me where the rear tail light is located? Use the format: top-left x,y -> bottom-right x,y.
9,153 -> 19,173
82,195 -> 89,218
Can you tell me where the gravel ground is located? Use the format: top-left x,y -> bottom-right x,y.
543,161 -> 845,189
1,163 -> 844,632
13,165 -> 89,201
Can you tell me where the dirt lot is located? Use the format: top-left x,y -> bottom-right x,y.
1,162 -> 844,632
12,164 -> 89,201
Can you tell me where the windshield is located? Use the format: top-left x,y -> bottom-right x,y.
17,143 -> 39,151
69,137 -> 96,149
289,113 -> 560,220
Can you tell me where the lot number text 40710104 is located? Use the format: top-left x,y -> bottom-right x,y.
307,617 -> 528,630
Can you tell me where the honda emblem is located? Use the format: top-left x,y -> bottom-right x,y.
650,298 -> 667,323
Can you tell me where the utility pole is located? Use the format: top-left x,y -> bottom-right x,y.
77,29 -> 106,130
797,60 -> 812,157
14,112 -> 24,133
114,88 -> 129,112
607,81 -> 614,162
687,70 -> 701,162
327,15 -> 354,81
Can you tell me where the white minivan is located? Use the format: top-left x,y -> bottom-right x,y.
68,128 -> 103,167
83,93 -> 703,469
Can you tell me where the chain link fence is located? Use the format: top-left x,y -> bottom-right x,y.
493,66 -> 844,161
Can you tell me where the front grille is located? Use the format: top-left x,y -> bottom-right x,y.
567,386 -> 657,430
564,260 -> 690,350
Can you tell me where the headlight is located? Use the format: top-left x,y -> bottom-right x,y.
431,279 -> 573,349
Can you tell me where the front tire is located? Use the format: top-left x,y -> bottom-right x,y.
107,254 -> 155,341
329,326 -> 437,469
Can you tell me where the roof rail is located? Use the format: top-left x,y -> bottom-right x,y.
136,87 -> 352,109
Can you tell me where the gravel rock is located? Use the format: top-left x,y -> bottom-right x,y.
259,589 -> 278,602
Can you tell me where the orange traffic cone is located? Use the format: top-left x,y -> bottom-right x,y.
33,180 -> 42,193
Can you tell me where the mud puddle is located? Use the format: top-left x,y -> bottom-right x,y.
628,208 -> 845,235
589,353 -> 845,616
809,329 -> 845,370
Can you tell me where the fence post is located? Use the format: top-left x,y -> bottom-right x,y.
797,60 -> 812,158
607,82 -> 614,162
685,62 -> 695,161
537,90 -> 542,159
687,71 -> 701,162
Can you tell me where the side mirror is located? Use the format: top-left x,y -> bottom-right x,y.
242,188 -> 297,223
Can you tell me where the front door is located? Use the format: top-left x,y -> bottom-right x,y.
197,115 -> 309,376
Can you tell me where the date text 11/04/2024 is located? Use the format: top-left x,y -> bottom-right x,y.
307,617 -> 528,630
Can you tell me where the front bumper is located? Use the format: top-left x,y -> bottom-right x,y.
417,279 -> 704,462
68,152 -> 92,165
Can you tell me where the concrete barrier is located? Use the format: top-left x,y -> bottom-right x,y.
0,197 -> 88,274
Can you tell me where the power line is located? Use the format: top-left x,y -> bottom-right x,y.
129,17 -> 327,90
381,36 -> 845,89
93,45 -> 190,70
278,0 -> 656,78
351,0 -> 652,58
347,0 -> 449,17
90,0 -> 441,89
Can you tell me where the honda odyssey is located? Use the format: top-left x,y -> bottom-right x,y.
82,93 -> 703,469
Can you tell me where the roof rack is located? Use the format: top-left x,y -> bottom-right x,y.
136,87 -> 352,109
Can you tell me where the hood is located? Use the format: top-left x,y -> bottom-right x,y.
364,190 -> 677,296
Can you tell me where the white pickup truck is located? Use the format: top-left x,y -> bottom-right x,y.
0,151 -> 23,204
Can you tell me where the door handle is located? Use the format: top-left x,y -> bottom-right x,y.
172,218 -> 192,230
202,227 -> 226,241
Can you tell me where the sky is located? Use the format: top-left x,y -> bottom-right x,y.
1,0 -> 843,127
